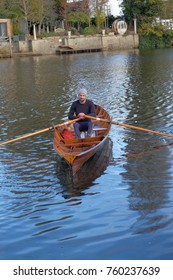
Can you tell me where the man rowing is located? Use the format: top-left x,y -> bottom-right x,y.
68,88 -> 96,138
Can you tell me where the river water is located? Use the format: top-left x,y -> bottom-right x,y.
1,49 -> 173,260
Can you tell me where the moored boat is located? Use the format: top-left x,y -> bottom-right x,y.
53,105 -> 111,175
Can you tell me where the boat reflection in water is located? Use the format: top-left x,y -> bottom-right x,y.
55,137 -> 113,198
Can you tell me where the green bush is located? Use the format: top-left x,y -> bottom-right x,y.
80,26 -> 98,35
139,32 -> 173,49
40,32 -> 59,38
69,27 -> 80,35
139,22 -> 173,49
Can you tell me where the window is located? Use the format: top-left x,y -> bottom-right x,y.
0,23 -> 7,37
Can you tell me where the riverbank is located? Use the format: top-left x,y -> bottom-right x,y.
0,33 -> 139,58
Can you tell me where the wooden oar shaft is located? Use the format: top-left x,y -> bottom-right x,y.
0,118 -> 80,147
86,115 -> 173,139
112,121 -> 173,138
0,127 -> 50,146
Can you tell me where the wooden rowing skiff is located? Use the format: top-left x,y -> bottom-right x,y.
53,104 -> 111,175
56,138 -> 113,196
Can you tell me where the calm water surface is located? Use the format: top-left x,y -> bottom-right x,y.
1,49 -> 173,260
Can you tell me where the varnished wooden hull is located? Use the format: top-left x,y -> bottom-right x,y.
55,137 -> 113,197
53,105 -> 111,175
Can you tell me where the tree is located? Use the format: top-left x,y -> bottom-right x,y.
68,11 -> 90,30
30,0 -> 55,35
161,0 -> 173,19
9,0 -> 33,34
68,0 -> 90,30
0,0 -> 22,18
90,0 -> 109,28
0,0 -> 7,17
120,0 -> 163,27
119,0 -> 173,49
54,0 -> 91,30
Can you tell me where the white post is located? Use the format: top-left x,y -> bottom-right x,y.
68,31 -> 71,38
134,18 -> 137,34
33,24 -> 37,40
102,29 -> 105,36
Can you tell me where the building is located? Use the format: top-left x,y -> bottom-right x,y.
0,19 -> 13,40
156,18 -> 173,30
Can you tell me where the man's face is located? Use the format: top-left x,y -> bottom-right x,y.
79,93 -> 86,103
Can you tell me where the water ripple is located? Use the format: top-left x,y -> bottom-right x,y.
1,50 -> 173,259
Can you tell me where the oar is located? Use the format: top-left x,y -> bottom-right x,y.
0,118 -> 80,147
86,115 -> 173,139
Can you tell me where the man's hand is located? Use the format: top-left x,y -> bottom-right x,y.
78,112 -> 86,119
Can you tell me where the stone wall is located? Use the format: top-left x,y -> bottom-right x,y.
102,34 -> 139,50
0,34 -> 139,57
0,41 -> 12,58
63,35 -> 103,50
31,34 -> 139,54
31,37 -> 61,54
